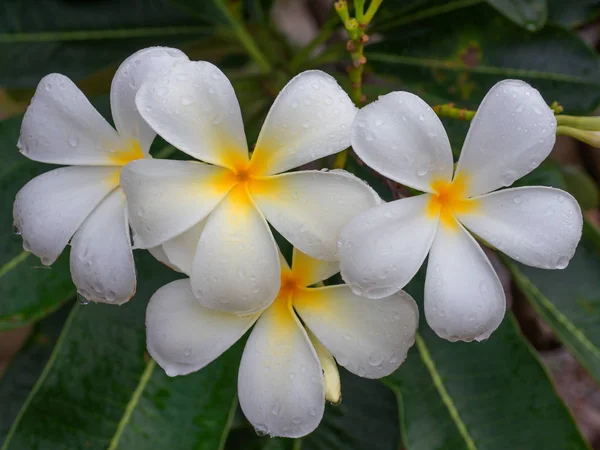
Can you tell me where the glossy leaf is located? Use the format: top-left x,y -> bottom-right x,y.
505,222 -> 600,385
384,271 -> 588,450
485,0 -> 547,31
547,0 -> 600,27
0,306 -> 70,441
0,115 -> 74,330
368,3 -> 600,114
1,253 -> 241,450
0,0 -> 219,87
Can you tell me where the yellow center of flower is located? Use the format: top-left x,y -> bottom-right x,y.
107,140 -> 145,187
426,173 -> 478,229
109,140 -> 145,165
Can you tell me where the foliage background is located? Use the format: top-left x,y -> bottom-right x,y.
1,0 -> 600,449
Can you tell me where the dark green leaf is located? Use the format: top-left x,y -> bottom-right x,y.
0,115 -> 74,330
384,271 -> 588,450
485,0 -> 547,31
505,222 -> 600,385
0,0 -> 219,87
561,165 -> 600,210
0,305 -> 70,441
369,3 -> 600,114
1,253 -> 240,450
547,0 -> 600,28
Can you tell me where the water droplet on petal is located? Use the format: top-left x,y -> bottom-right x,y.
77,292 -> 90,305
12,224 -> 21,235
68,136 -> 79,147
555,256 -> 570,269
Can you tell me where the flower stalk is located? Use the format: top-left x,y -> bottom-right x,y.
334,0 -> 382,169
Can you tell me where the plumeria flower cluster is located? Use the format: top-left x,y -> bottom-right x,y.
13,43 -> 583,439
338,80 -> 583,342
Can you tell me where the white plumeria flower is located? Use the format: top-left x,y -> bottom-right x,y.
13,47 -> 188,304
338,80 -> 583,342
120,61 -> 380,314
146,247 -> 418,438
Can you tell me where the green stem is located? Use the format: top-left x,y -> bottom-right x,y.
215,1 -> 271,73
363,0 -> 383,23
432,103 -> 476,120
556,115 -> 600,131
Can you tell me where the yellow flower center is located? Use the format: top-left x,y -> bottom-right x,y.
107,140 -> 145,187
426,173 -> 478,229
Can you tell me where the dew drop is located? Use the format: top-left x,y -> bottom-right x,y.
12,224 -> 21,235
292,417 -> 302,425
271,402 -> 281,415
68,136 -> 79,147
479,281 -> 488,293
254,424 -> 268,437
184,347 -> 192,357
555,256 -> 569,269
368,351 -> 384,367
77,292 -> 90,305
180,96 -> 194,106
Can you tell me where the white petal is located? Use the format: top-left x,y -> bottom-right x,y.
455,80 -> 557,197
13,166 -> 119,264
457,186 -> 582,269
162,218 -> 207,276
251,170 -> 380,261
238,297 -> 324,438
70,189 -> 135,304
18,74 -> 128,166
249,71 -> 357,175
293,286 -> 418,379
425,222 -> 506,342
120,159 -> 235,248
307,331 -> 341,404
291,247 -> 339,287
338,195 -> 438,299
146,279 -> 258,377
135,60 -> 249,169
110,47 -> 189,153
351,91 -> 453,192
191,187 -> 280,314
148,245 -> 183,273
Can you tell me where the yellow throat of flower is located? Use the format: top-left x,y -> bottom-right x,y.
426,173 -> 478,230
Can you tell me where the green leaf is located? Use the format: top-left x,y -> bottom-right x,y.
384,271 -> 589,450
1,253 -> 241,450
368,2 -> 600,114
0,115 -> 75,330
561,165 -> 600,210
0,306 -> 70,441
485,0 -> 547,31
505,222 -> 600,385
547,0 -> 600,28
0,0 -> 219,87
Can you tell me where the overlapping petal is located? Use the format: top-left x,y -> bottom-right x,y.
18,74 -> 126,166
162,219 -> 207,276
13,166 -> 119,265
146,279 -> 258,377
457,186 -> 582,269
293,285 -> 418,378
238,296 -> 324,438
70,189 -> 135,304
249,71 -> 357,176
191,186 -> 280,314
425,221 -> 506,342
351,91 -> 454,192
110,46 -> 188,153
251,170 -> 380,261
455,80 -> 557,197
291,248 -> 339,287
338,195 -> 438,299
135,60 -> 249,169
120,159 -> 235,248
